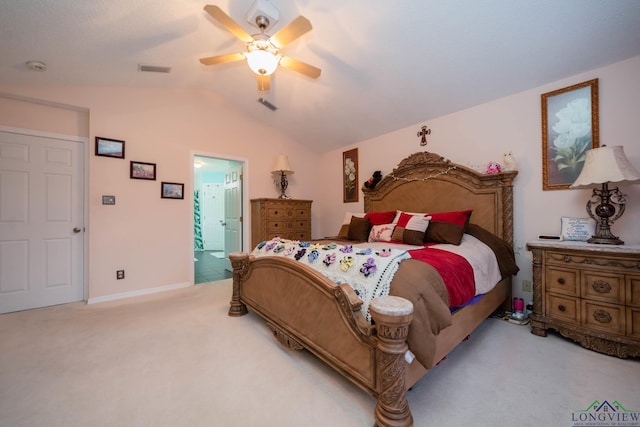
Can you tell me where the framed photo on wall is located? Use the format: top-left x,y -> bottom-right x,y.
161,182 -> 184,199
130,161 -> 156,180
95,137 -> 125,159
343,148 -> 359,203
541,78 -> 599,190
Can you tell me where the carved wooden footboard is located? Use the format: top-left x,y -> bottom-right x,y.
228,252 -> 415,427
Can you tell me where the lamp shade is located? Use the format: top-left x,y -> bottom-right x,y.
272,155 -> 294,173
570,146 -> 640,189
245,50 -> 279,76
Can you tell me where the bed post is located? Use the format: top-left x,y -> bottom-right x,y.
370,296 -> 414,427
228,252 -> 249,317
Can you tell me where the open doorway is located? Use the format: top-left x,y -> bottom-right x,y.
193,155 -> 243,284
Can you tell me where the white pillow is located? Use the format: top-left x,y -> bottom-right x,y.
368,224 -> 396,242
392,210 -> 428,223
560,217 -> 596,241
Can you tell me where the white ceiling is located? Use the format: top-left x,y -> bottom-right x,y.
2,0 -> 640,152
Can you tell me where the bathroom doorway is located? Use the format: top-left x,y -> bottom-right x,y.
193,155 -> 243,284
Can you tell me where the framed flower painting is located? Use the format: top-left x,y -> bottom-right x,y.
541,78 -> 599,190
343,148 -> 359,202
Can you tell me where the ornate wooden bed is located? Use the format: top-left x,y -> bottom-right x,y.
228,152 -> 518,427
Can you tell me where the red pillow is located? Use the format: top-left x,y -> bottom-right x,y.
428,210 -> 472,227
365,211 -> 397,226
424,210 -> 473,245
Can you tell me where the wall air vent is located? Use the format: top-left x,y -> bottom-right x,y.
138,64 -> 172,73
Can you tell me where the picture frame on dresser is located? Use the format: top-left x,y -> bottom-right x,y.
541,78 -> 599,191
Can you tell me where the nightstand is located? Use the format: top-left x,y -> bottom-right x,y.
527,240 -> 640,358
250,198 -> 312,249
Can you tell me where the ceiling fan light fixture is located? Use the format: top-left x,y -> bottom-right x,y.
245,50 -> 280,76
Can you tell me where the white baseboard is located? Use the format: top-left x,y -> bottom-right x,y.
86,282 -> 192,305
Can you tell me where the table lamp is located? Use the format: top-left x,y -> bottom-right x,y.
272,155 -> 294,199
570,146 -> 640,244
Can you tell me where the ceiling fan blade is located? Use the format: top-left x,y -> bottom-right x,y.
257,75 -> 271,92
270,16 -> 312,49
280,56 -> 321,79
199,53 -> 246,65
203,5 -> 253,43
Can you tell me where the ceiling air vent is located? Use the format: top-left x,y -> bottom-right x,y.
138,64 -> 171,73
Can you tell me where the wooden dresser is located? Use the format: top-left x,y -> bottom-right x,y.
250,198 -> 312,249
527,240 -> 640,358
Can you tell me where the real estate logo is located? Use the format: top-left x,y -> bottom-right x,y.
572,400 -> 639,427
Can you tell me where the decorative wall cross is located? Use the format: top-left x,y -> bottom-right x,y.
417,125 -> 431,146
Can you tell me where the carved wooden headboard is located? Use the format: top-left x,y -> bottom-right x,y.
362,152 -> 518,245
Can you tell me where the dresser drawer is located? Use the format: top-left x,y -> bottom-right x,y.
546,294 -> 579,324
282,230 -> 310,241
267,219 -> 309,232
546,266 -> 579,296
582,300 -> 625,336
266,206 -> 310,220
581,270 -> 625,304
628,276 -> 640,308
627,308 -> 640,339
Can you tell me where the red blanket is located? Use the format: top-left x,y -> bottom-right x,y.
408,247 -> 475,307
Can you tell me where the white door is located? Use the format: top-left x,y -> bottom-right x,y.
0,131 -> 84,314
201,183 -> 224,251
223,165 -> 242,269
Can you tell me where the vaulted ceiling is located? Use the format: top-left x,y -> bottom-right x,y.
1,0 -> 640,152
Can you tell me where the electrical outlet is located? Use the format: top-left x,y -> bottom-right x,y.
522,280 -> 532,292
116,270 -> 125,280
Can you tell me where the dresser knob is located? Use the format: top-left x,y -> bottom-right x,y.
558,304 -> 566,312
557,278 -> 566,285
593,310 -> 612,324
592,280 -> 612,294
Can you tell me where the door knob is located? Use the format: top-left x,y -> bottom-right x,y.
73,227 -> 82,233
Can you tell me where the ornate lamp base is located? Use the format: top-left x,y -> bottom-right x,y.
277,171 -> 291,199
585,182 -> 626,245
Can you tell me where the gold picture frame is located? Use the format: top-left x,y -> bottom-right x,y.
541,78 -> 599,190
343,148 -> 359,203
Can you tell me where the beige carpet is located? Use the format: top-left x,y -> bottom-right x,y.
1,279 -> 638,427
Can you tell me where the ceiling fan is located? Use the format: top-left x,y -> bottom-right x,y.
199,4 -> 321,92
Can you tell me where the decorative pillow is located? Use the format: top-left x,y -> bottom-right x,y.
368,223 -> 396,242
560,216 -> 595,241
342,212 -> 366,225
338,212 -> 366,238
347,216 -> 372,241
424,210 -> 473,245
393,212 -> 432,245
391,210 -> 426,224
365,210 -> 398,226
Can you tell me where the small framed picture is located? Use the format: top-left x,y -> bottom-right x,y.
130,161 -> 156,180
95,137 -> 125,159
161,182 -> 184,199
343,148 -> 359,203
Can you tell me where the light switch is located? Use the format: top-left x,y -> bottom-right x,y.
102,195 -> 116,205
